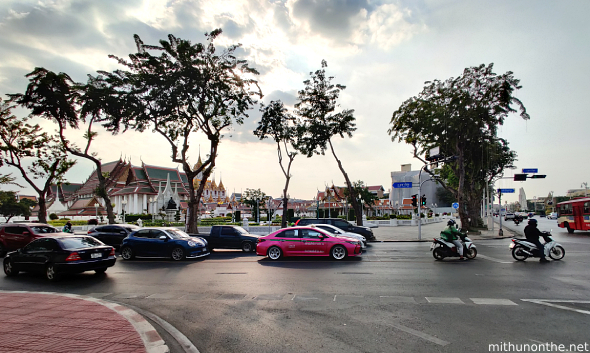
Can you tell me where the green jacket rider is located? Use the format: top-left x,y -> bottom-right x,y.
440,220 -> 464,242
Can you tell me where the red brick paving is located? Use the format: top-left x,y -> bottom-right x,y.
0,293 -> 147,353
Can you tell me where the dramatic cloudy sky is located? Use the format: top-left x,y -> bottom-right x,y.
1,0 -> 589,203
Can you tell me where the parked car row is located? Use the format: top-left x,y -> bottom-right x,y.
1,219 -> 372,281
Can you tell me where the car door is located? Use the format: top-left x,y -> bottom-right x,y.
145,230 -> 171,256
219,227 -> 240,249
91,226 -> 110,244
4,226 -> 31,251
331,220 -> 354,233
129,229 -> 152,256
298,229 -> 328,255
274,229 -> 301,255
25,238 -> 59,273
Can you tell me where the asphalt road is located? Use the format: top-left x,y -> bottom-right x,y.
1,220 -> 589,353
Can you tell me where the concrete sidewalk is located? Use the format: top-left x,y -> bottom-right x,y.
371,220 -> 519,242
0,291 -> 169,353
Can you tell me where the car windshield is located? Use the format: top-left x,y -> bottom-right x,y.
166,229 -> 191,239
233,226 -> 249,234
30,226 -> 59,234
59,237 -> 103,249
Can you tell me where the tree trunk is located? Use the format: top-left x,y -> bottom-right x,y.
185,140 -> 218,234
37,196 -> 47,224
456,142 -> 469,229
281,175 -> 291,228
328,139 -> 362,225
94,164 -> 116,224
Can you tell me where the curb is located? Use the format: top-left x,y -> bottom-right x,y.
0,290 -> 169,353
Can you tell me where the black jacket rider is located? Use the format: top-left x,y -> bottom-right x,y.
524,220 -> 549,261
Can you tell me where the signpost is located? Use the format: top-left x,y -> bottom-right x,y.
498,188 -> 515,193
496,188 -> 515,237
393,182 -> 412,188
452,202 -> 459,209
522,168 -> 538,173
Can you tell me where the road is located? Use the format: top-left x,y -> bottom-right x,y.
1,220 -> 589,353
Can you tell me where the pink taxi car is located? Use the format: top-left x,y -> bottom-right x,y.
256,226 -> 362,261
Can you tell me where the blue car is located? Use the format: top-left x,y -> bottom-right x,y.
120,227 -> 209,261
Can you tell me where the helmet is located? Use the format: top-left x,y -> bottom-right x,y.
447,219 -> 456,227
528,218 -> 537,226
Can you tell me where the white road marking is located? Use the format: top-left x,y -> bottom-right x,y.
426,297 -> 464,304
385,322 -> 450,346
478,254 -> 512,263
379,296 -> 417,303
470,298 -> 517,305
333,295 -> 363,301
521,299 -> 590,315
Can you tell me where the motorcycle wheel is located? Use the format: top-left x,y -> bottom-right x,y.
432,247 -> 445,260
512,246 -> 528,261
466,248 -> 477,259
549,246 -> 565,260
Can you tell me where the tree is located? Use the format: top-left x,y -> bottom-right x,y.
241,188 -> 266,223
388,63 -> 528,228
94,30 -> 261,233
10,68 -> 118,224
343,181 -> 377,216
0,191 -> 36,222
0,101 -> 75,223
254,101 -> 301,228
294,60 -> 362,225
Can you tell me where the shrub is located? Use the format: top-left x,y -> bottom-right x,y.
88,219 -> 99,225
389,214 -> 397,219
396,215 -> 412,220
49,213 -> 58,220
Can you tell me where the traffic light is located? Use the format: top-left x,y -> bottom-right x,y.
411,195 -> 417,207
514,174 -> 527,181
421,195 -> 426,206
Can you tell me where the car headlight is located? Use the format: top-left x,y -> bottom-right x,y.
347,241 -> 361,245
188,241 -> 197,247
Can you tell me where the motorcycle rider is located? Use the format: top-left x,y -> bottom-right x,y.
62,221 -> 72,233
440,219 -> 467,260
524,218 -> 549,262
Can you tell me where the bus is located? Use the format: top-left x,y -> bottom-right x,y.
556,197 -> 590,233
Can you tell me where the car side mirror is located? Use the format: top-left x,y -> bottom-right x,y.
159,235 -> 167,241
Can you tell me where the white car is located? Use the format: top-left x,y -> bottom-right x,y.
547,212 -> 558,220
309,224 -> 367,249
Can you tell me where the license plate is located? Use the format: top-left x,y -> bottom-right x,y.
91,253 -> 102,258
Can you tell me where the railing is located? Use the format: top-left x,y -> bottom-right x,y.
363,217 -> 445,227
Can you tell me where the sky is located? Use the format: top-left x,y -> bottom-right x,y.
1,0 -> 589,204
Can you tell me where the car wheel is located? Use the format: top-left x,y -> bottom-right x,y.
432,247 -> 445,260
3,259 -> 18,276
46,264 -> 60,281
330,245 -> 347,260
0,243 -> 6,258
241,242 -> 253,252
120,246 -> 134,260
267,246 -> 282,260
171,247 -> 185,261
95,268 -> 107,274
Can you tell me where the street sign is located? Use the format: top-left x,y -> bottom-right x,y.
498,188 -> 515,193
522,168 -> 538,173
452,202 -> 459,209
393,182 -> 412,188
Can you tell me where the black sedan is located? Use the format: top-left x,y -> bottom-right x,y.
87,224 -> 140,249
3,236 -> 116,281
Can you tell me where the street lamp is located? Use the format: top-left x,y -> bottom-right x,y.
94,203 -> 99,219
149,197 -> 155,222
122,199 -> 127,224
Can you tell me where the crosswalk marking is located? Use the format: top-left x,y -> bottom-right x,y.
426,297 -> 465,304
470,298 -> 517,305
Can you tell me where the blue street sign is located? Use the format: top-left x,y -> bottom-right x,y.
393,182 -> 412,188
452,202 -> 459,209
522,168 -> 538,173
498,188 -> 515,193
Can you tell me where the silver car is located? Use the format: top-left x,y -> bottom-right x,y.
309,224 -> 367,249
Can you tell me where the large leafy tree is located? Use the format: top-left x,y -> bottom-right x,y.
294,60 -> 362,225
388,63 -> 528,227
343,180 -> 377,215
241,188 -> 267,223
0,101 -> 75,223
10,68 -> 118,224
0,191 -> 37,223
254,101 -> 301,227
94,30 -> 261,233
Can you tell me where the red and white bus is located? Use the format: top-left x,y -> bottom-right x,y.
556,197 -> 590,233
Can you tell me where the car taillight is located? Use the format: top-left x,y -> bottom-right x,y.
109,248 -> 115,256
258,238 -> 265,243
65,252 -> 81,261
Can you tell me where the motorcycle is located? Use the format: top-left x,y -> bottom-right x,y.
431,232 -> 477,260
513,216 -> 523,225
509,231 -> 565,261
